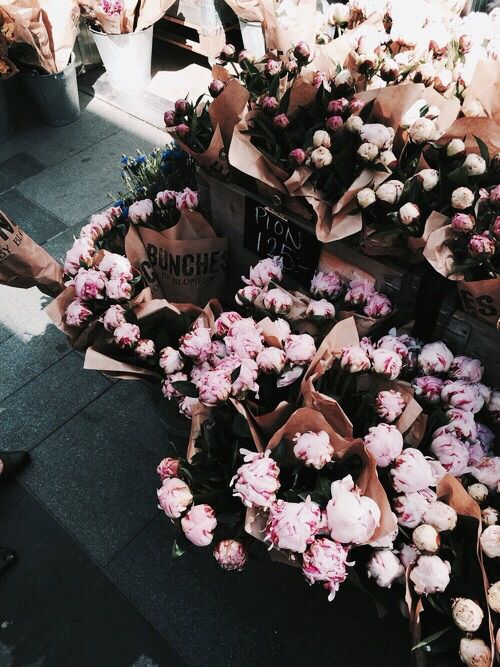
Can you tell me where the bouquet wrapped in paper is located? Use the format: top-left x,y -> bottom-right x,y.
2,0 -> 80,74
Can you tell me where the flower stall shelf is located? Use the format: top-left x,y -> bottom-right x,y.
155,0 -> 240,61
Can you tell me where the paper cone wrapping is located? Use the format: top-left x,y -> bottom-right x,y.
135,0 -> 176,31
438,116 -> 500,159
0,210 -> 63,296
208,77 -> 251,153
169,124 -> 228,175
462,60 -> 500,125
128,210 -> 228,307
222,0 -> 263,22
259,0 -> 316,54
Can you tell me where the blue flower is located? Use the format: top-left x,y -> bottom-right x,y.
114,198 -> 125,208
135,155 -> 146,165
121,155 -> 129,165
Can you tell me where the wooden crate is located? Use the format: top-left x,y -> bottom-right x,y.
155,12 -> 240,60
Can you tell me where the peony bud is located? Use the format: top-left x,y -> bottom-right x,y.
198,369 -> 232,406
408,117 -> 438,144
446,138 -> 466,158
412,375 -> 445,404
128,198 -> 154,224
266,497 -> 321,553
235,284 -> 261,306
293,430 -> 334,470
430,431 -> 469,476
310,271 -> 344,298
441,380 -> 484,414
219,43 -> 236,60
273,113 -> 290,129
310,146 -> 333,169
417,168 -> 439,191
480,525 -> 500,558
487,581 -> 500,613
157,477 -> 192,518
294,41 -> 311,60
113,322 -> 141,349
326,475 -> 381,545
370,348 -> 402,380
449,356 -> 484,383
459,638 -> 492,667
163,109 -> 176,126
380,59 -> 399,82
468,233 -> 496,259
451,187 -> 475,210
468,482 -> 489,504
357,187 -> 376,208
410,555 -> 451,594
344,278 -> 375,305
175,123 -> 190,138
482,507 -> 498,527
367,550 -> 404,588
393,489 -> 436,528
213,539 -> 247,571
135,338 -> 155,360
284,334 -> 316,365
340,345 -> 371,373
376,180 -> 404,204
418,341 -> 453,374
157,457 -> 180,480
391,448 -> 435,493
413,524 -> 440,554
102,304 -> 127,333
423,501 -> 458,532
288,148 -> 306,166
334,69 -> 353,89
327,97 -> 348,115
302,538 -> 352,601
231,449 -> 280,509
328,3 -> 350,25
357,142 -> 379,162
306,298 -> 335,320
261,95 -> 280,113
399,202 -> 420,225
345,115 -> 364,133
263,288 -> 293,315
256,347 -> 286,374
364,423 -> 403,467
208,79 -> 225,97
65,298 -> 93,328
326,115 -> 344,133
452,598 -> 484,632
469,457 -> 500,490
379,150 -> 398,170
181,504 -> 217,547
375,390 -> 406,423
451,212 -> 475,233
463,153 -> 487,176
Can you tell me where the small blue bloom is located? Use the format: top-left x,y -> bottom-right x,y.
114,198 -> 125,208
135,155 -> 146,165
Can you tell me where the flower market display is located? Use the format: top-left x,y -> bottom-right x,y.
0,1 -> 491,664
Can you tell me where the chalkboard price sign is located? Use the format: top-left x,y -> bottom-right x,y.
243,197 -> 321,286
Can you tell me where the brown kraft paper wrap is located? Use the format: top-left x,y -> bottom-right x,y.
168,125 -> 228,176
423,212 -> 500,326
462,60 -> 500,125
245,406 -> 397,553
259,0 -> 316,55
135,211 -> 228,307
135,0 -> 177,31
0,210 -> 63,296
438,117 -> 500,158
208,78 -> 250,153
222,0 -> 263,22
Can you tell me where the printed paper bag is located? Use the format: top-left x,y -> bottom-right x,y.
136,210 -> 228,307
458,278 -> 500,327
0,210 -> 63,296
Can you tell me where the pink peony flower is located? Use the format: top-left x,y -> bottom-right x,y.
179,327 -> 213,363
450,356 -> 484,383
213,539 -> 247,571
155,190 -> 177,208
175,123 -> 190,137
273,114 -> 289,129
128,199 -> 153,224
306,299 -> 336,320
256,347 -> 286,374
214,311 -> 242,336
159,346 -> 184,374
102,304 -> 127,332
175,188 -> 198,211
157,477 -> 193,518
198,369 -> 232,406
302,538 -> 352,601
162,371 -> 188,399
310,271 -> 344,298
64,237 -> 94,275
78,220 -> 101,240
326,115 -> 344,132
263,288 -> 293,315
272,317 -> 291,342
227,317 -> 258,336
284,334 -> 316,365
430,431 -> 469,476
363,292 -> 393,318
468,233 -> 496,259
163,110 -> 176,126
181,504 -> 217,547
157,457 -> 180,480
266,498 -> 321,553
65,298 -> 93,328
393,489 -> 437,528
377,335 -> 409,359
98,252 -> 133,281
105,278 -> 132,300
91,206 -> 120,232
398,543 -> 419,569
418,341 -> 454,374
410,555 -> 451,594
231,449 -> 280,509
261,95 -> 279,113
293,430 -> 334,470
326,475 -> 381,545
73,268 -> 107,301
391,448 -> 435,493
340,345 -> 371,373
424,501 -> 458,533
135,338 -> 155,360
370,348 -> 402,380
344,279 -> 376,305
288,148 -> 306,166
178,396 -> 199,419
364,423 -> 404,468
412,375 -> 444,404
327,98 -> 348,115
225,330 -> 264,360
441,380 -> 484,413
235,284 -> 262,306
243,256 -> 283,288
451,212 -> 475,233
367,550 -> 404,588
445,408 -> 477,440
113,322 -> 141,349
467,440 -> 490,467
231,359 -> 259,398
469,457 -> 500,490
375,390 -> 406,423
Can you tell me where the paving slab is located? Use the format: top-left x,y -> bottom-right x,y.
0,152 -> 45,194
17,124 -> 168,227
108,514 -> 410,667
41,219 -> 90,265
0,352 -> 111,451
0,189 -> 66,245
21,381 -> 172,566
0,285 -> 54,342
0,91 -> 122,168
0,324 -> 71,403
0,490 -> 183,667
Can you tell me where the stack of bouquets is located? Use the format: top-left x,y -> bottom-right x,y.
156,313 -> 500,664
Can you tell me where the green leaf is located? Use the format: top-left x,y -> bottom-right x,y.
171,540 -> 186,558
474,135 -> 490,164
412,626 -> 453,652
230,365 -> 242,383
171,381 -> 199,398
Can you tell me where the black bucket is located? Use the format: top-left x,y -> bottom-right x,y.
23,53 -> 80,127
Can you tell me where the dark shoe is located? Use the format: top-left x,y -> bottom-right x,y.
0,547 -> 16,575
0,451 -> 30,481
